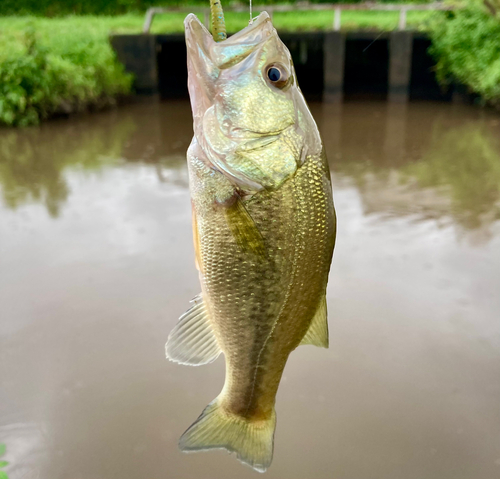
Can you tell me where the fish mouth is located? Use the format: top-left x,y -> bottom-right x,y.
219,116 -> 294,146
184,11 -> 271,46
235,134 -> 280,152
225,125 -> 288,140
184,12 -> 273,69
219,11 -> 271,43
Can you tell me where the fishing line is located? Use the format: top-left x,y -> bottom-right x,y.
362,31 -> 384,52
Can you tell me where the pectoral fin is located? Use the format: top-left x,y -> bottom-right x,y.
166,295 -> 221,366
300,295 -> 329,348
225,198 -> 265,257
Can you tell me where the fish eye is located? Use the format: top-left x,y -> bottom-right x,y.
265,63 -> 290,89
268,67 -> 281,82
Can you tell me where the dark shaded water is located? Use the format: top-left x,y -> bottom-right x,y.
1,101 -> 499,479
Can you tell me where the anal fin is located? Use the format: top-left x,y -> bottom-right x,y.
300,295 -> 329,348
166,295 -> 221,366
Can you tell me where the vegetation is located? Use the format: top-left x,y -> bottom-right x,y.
6,1 -> 499,126
0,1 -> 438,127
0,21 -> 133,127
0,444 -> 9,479
0,0 -> 434,17
0,9 -> 436,36
200,10 -> 434,32
429,0 -> 500,108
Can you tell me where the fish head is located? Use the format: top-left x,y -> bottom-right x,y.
185,12 -> 321,192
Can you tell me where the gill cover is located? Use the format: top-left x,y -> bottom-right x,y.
185,12 -> 321,192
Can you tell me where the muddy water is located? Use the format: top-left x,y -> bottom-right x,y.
1,101 -> 499,479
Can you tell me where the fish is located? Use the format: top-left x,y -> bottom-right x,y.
165,10 -> 336,473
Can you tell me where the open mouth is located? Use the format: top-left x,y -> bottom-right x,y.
236,134 -> 281,153
184,11 -> 271,45
184,12 -> 273,70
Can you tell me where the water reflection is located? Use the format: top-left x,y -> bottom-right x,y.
1,101 -> 499,479
316,102 -> 500,238
404,123 -> 500,230
0,115 -> 134,217
0,101 -> 192,217
2,101 -> 499,236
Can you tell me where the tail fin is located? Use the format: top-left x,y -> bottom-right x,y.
179,399 -> 276,473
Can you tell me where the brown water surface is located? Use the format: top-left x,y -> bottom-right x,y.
1,101 -> 500,479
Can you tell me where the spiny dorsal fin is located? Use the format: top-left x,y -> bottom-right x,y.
166,295 -> 221,366
300,295 -> 329,348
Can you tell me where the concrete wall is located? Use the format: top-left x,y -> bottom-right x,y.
111,31 -> 456,102
111,35 -> 158,95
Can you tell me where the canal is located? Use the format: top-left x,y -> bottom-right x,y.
1,100 -> 499,479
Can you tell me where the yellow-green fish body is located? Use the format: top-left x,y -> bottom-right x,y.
166,12 -> 336,472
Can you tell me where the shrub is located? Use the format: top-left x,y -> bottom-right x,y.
0,24 -> 133,126
428,0 -> 500,108
0,31 -> 51,126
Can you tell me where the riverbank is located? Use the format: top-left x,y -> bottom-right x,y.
3,5 -> 499,127
0,18 -> 134,126
0,11 -> 437,127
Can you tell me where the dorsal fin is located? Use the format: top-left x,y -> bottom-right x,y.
166,295 -> 221,366
300,295 -> 329,348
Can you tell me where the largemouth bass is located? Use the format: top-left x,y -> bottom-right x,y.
166,11 -> 336,472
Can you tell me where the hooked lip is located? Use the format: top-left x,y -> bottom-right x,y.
184,11 -> 271,47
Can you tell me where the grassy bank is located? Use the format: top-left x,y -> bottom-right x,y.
0,9 -> 437,127
0,10 -> 436,35
0,19 -> 133,126
0,0 -> 434,16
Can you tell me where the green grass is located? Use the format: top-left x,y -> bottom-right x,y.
0,0 -> 438,17
0,10 -> 437,37
0,8 -> 438,126
0,443 -> 9,479
210,10 -> 435,33
224,10 -> 435,33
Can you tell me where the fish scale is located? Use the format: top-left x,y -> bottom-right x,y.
186,144 -> 334,442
